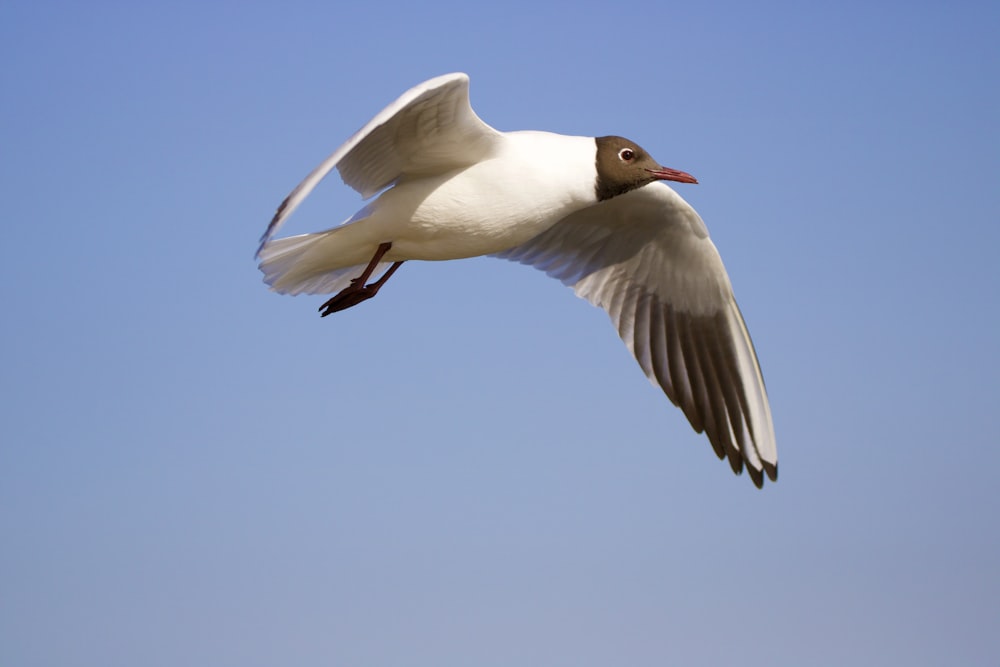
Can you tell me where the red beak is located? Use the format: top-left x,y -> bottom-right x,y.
647,167 -> 698,185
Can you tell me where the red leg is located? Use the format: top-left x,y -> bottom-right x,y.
318,242 -> 405,316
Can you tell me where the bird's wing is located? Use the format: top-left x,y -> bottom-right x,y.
493,182 -> 777,486
258,73 -> 502,256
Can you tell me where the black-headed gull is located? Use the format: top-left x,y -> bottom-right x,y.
258,73 -> 777,487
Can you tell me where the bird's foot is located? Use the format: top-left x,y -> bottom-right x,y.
319,284 -> 381,316
318,258 -> 405,317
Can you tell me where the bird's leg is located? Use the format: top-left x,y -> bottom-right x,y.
318,242 -> 405,316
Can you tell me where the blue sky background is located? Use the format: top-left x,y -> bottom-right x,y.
2,1 -> 998,665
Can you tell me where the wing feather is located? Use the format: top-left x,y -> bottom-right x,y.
258,73 -> 502,256
494,182 -> 777,486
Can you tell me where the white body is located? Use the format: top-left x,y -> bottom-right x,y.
274,132 -> 596,280
388,132 -> 597,259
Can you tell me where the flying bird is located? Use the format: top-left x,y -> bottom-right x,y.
257,73 -> 777,487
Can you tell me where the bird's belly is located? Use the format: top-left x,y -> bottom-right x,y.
391,210 -> 550,260
369,163 -> 589,262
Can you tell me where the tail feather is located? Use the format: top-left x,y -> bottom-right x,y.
258,228 -> 382,296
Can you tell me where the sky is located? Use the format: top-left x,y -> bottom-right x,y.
1,1 -> 998,665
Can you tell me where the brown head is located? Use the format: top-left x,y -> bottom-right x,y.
594,135 -> 697,201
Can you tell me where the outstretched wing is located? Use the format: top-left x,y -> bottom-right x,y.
258,73 -> 502,256
494,182 -> 777,487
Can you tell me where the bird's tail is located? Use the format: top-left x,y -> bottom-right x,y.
257,226 -> 389,296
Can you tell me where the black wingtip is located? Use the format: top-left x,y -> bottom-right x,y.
727,451 -> 743,476
256,199 -> 292,259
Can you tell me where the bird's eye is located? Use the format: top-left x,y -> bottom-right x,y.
618,148 -> 635,162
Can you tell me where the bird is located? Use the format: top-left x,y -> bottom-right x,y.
257,73 -> 777,487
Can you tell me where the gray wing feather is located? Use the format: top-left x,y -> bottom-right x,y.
494,182 -> 777,486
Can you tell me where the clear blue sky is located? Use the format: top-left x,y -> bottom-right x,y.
2,1 -> 998,665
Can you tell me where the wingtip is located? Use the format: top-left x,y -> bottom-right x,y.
255,231 -> 272,260
746,460 -> 777,489
257,199 -> 292,259
727,450 -> 744,476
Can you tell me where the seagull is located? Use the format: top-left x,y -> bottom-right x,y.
257,73 -> 777,487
